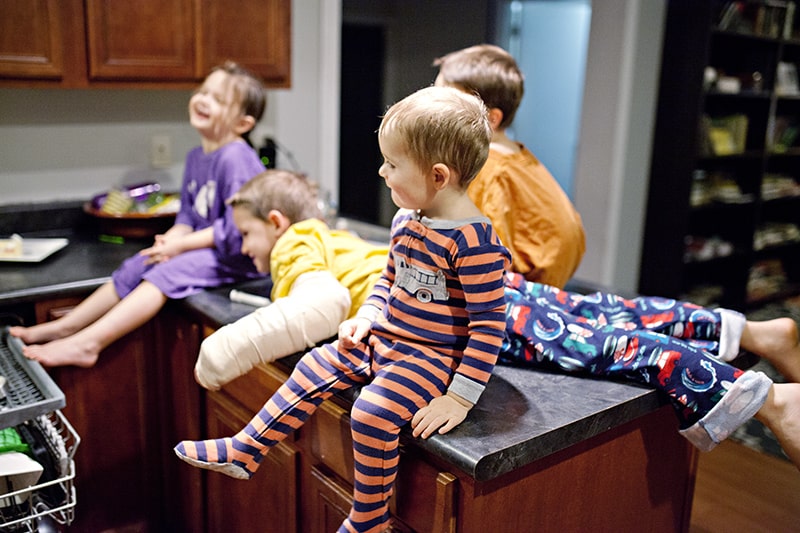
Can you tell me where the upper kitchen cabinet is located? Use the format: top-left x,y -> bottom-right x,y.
0,0 -> 86,84
0,0 -> 291,88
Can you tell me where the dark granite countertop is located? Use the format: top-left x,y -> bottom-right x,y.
0,214 -> 666,483
0,229 -> 145,306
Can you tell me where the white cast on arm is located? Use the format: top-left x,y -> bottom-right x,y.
194,270 -> 351,390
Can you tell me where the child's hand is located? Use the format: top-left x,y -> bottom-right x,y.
411,393 -> 472,439
338,317 -> 372,349
140,234 -> 182,264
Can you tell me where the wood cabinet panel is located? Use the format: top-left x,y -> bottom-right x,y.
307,465 -> 354,533
393,447 -> 457,533
308,399 -> 355,484
205,388 -> 299,533
0,0 -> 64,79
199,0 -> 291,86
85,0 -> 197,80
46,317 -> 164,531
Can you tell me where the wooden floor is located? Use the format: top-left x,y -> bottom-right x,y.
689,439 -> 800,532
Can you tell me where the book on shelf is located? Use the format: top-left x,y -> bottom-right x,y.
704,113 -> 748,155
717,1 -> 796,38
769,115 -> 799,152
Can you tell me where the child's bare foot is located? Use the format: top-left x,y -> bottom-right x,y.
756,382 -> 800,471
8,321 -> 77,345
22,336 -> 101,368
743,318 -> 800,383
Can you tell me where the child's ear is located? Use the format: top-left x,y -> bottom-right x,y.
431,163 -> 453,190
234,114 -> 256,136
487,108 -> 504,131
267,210 -> 292,234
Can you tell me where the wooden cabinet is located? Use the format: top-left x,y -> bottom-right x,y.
36,295 -> 168,532
0,0 -> 290,88
204,389 -> 300,533
642,0 -> 800,309
18,296 -> 694,531
0,0 -> 86,85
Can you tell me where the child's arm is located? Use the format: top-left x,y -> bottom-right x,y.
195,270 -> 351,390
140,226 -> 215,264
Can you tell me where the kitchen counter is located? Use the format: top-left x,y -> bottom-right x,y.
2,223 -> 673,483
193,284 -> 667,481
0,230 -> 143,305
1,209 -> 697,531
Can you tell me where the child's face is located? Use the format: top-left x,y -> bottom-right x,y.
378,132 -> 436,211
232,206 -> 281,274
189,70 -> 244,145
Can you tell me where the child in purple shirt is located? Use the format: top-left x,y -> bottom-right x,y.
10,61 -> 266,368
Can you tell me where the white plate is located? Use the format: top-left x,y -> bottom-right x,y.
0,238 -> 69,263
0,451 -> 44,495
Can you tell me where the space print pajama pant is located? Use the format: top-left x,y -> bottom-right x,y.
499,272 -> 773,451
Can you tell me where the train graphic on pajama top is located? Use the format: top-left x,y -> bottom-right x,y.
395,257 -> 449,303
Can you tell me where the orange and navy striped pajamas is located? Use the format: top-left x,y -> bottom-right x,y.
175,209 -> 510,532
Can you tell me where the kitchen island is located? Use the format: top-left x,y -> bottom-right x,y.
0,205 -> 698,532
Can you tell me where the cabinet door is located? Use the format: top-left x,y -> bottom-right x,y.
199,0 -> 291,86
205,389 -> 299,533
307,465 -> 353,533
0,0 -> 66,79
85,0 -> 197,81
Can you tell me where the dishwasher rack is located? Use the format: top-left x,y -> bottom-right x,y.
0,328 -> 79,532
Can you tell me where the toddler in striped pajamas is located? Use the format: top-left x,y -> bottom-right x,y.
174,85 -> 511,533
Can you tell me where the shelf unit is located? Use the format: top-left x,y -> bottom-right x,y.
641,0 -> 800,310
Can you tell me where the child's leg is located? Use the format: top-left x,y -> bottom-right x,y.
342,350 -> 449,533
21,281 -> 167,367
8,282 -> 121,344
505,272 -> 719,341
754,382 -> 800,469
502,285 -> 747,425
175,342 -> 372,480
740,318 -> 800,383
681,371 -> 800,470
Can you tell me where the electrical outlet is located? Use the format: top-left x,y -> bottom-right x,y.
151,134 -> 172,168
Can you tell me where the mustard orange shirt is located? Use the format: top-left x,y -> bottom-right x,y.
467,144 -> 586,288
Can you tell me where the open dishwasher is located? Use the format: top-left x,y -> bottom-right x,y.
0,327 -> 79,532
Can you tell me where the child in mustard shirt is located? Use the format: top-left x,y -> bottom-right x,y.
434,44 -> 586,288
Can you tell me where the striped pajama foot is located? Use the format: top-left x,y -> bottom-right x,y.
174,435 -> 264,480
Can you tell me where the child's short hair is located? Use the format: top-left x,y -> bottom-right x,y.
379,86 -> 491,188
227,169 -> 323,224
433,44 -> 523,129
212,60 -> 267,126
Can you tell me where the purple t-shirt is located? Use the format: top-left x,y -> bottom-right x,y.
112,141 -> 266,299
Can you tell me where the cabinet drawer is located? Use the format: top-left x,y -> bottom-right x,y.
393,446 -> 458,533
308,399 -> 355,484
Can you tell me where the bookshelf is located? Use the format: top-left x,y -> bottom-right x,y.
641,0 -> 800,310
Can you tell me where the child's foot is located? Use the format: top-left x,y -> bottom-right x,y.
174,436 -> 263,480
8,321 -> 76,345
745,318 -> 800,383
756,382 -> 800,471
22,336 -> 101,368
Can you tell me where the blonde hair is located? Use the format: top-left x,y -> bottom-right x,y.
379,86 -> 491,188
434,44 -> 524,129
227,170 -> 323,224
